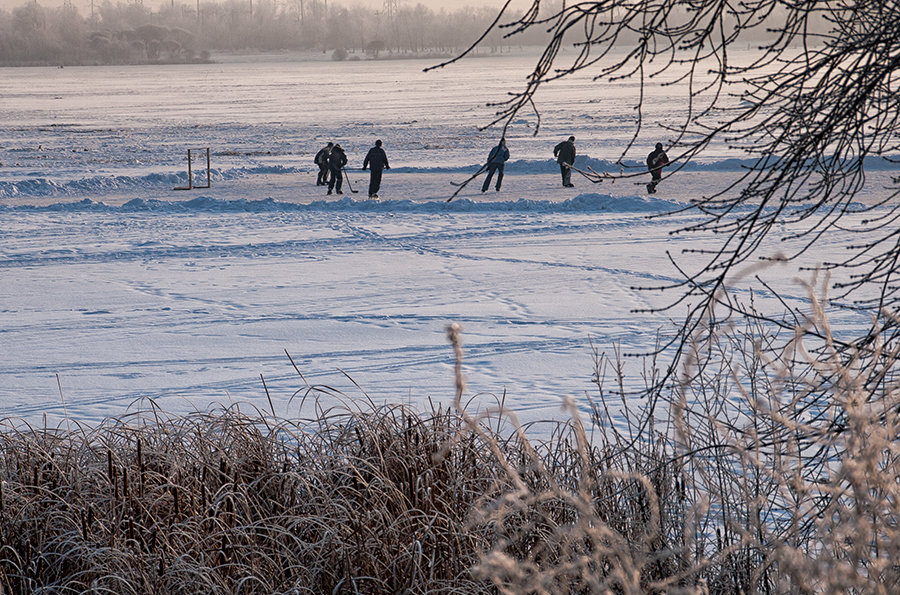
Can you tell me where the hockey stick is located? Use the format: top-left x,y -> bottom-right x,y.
447,164 -> 488,202
565,163 -> 606,183
342,168 -> 359,193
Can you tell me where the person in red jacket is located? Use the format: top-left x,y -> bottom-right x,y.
646,142 -> 669,194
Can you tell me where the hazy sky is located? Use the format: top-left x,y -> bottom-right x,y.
0,0 -> 508,13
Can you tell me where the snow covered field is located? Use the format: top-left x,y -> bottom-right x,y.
0,50 -> 891,426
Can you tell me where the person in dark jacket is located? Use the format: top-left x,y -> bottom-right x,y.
315,142 -> 333,186
362,139 -> 390,199
481,138 -> 510,192
327,144 -> 348,195
553,136 -> 576,187
646,142 -> 669,194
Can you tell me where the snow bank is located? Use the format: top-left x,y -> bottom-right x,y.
4,154 -> 896,199
398,154 -> 900,175
2,194 -> 685,214
388,156 -> 758,175
0,166 -> 304,198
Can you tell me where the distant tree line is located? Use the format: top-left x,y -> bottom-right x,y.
0,0 -> 544,66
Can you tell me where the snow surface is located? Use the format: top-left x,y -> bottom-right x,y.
0,50 -> 889,427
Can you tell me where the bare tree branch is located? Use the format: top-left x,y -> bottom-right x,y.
450,0 -> 900,391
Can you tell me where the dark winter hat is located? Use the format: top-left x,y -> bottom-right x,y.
375,139 -> 382,147
568,136 -> 575,142
327,142 -> 334,147
655,142 -> 663,150
334,144 -> 342,150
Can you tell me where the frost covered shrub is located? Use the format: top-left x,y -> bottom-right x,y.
657,281 -> 900,593
1,295 -> 900,593
0,398 -> 700,593
465,284 -> 900,593
0,403 -> 497,593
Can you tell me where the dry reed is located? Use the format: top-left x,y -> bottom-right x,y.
2,289 -> 899,593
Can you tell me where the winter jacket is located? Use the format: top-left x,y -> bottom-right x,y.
487,143 -> 510,165
553,140 -> 576,164
328,147 -> 348,171
647,147 -> 669,174
363,146 -> 390,172
315,147 -> 330,166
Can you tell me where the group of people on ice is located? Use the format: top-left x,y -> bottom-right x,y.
314,136 -> 669,198
315,140 -> 390,198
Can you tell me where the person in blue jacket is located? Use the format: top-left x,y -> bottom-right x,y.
481,138 -> 510,192
362,139 -> 390,199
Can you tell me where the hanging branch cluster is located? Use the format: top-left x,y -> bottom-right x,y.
437,0 -> 900,381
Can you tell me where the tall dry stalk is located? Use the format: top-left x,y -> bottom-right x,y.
2,292 -> 900,592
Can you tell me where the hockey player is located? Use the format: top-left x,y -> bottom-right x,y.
327,144 -> 348,195
481,138 -> 510,192
314,142 -> 333,186
646,142 -> 669,194
362,139 -> 390,199
553,136 -> 576,187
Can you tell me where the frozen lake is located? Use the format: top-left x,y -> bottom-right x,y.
0,51 -> 889,426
